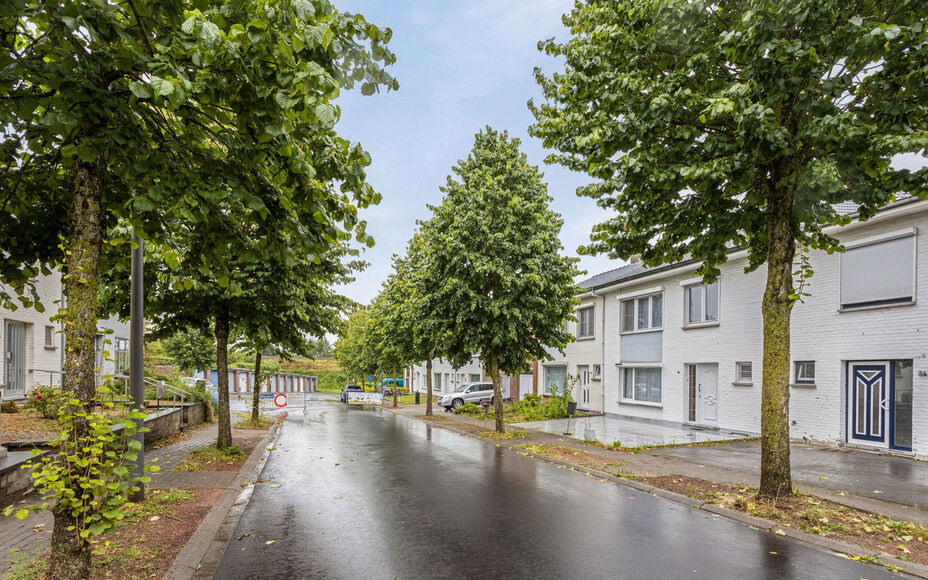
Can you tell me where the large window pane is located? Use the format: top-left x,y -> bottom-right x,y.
623,367 -> 662,403
705,282 -> 719,321
651,295 -> 663,328
624,368 -> 634,399
621,300 -> 635,332
637,297 -> 650,329
546,366 -> 566,395
894,361 -> 913,449
687,286 -> 703,323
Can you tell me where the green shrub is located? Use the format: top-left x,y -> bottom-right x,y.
23,385 -> 67,420
1,401 -> 18,413
455,402 -> 483,415
521,394 -> 542,407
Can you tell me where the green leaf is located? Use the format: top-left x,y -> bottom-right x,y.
149,76 -> 174,97
14,509 -> 29,520
314,103 -> 336,126
201,21 -> 222,45
129,82 -> 152,99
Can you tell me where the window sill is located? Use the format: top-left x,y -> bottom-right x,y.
731,381 -> 753,387
790,383 -> 816,389
619,399 -> 663,408
591,377 -> 601,381
43,346 -> 57,351
619,328 -> 663,336
575,335 -> 596,341
838,300 -> 915,313
682,321 -> 720,330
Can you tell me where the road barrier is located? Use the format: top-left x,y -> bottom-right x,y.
345,391 -> 383,409
260,392 -> 307,411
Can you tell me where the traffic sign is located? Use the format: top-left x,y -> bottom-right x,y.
274,393 -> 287,407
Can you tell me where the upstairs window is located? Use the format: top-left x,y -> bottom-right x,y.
621,294 -> 662,333
840,231 -> 916,310
44,325 -> 55,348
685,282 -> 719,326
577,306 -> 595,338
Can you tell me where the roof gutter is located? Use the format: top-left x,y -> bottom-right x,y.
577,197 -> 926,296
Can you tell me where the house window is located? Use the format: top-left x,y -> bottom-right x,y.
685,282 -> 719,325
44,325 -> 55,348
621,294 -> 662,333
469,373 -> 481,382
544,365 -> 567,395
592,364 -> 601,380
115,338 -> 130,375
735,362 -> 752,384
794,361 -> 815,384
577,306 -> 595,338
840,231 -> 915,309
622,367 -> 661,403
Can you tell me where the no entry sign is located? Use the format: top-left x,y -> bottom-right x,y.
274,393 -> 287,408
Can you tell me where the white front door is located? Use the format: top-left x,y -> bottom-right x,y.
578,365 -> 590,407
695,363 -> 719,425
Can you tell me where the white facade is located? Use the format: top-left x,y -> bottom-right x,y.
410,357 -> 484,395
572,199 -> 928,458
1,271 -> 131,397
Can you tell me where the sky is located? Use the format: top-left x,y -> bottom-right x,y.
331,0 -> 619,306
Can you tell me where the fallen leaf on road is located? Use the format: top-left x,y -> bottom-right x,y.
335,462 -> 340,466
774,529 -> 786,536
270,484 -> 281,488
769,552 -> 777,555
818,476 -> 827,480
266,540 -> 275,545
149,516 -> 160,522
873,490 -> 884,494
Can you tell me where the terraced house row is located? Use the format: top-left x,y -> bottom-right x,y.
411,196 -> 927,458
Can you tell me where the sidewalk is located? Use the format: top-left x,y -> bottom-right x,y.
0,420 -> 262,576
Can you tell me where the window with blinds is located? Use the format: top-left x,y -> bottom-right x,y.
840,232 -> 916,309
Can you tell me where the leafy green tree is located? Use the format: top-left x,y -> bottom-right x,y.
311,337 -> 334,357
419,127 -> 580,432
0,3 -> 395,571
530,0 -> 928,496
334,306 -> 379,387
162,328 -> 216,375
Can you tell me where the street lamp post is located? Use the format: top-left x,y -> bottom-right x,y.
129,230 -> 145,501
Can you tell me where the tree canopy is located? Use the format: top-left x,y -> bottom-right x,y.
530,0 -> 928,495
418,127 -> 580,431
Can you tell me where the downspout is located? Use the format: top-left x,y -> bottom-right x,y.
601,291 -> 606,414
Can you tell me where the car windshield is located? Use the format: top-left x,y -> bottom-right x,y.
453,384 -> 471,393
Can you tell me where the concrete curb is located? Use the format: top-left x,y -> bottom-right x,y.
412,414 -> 928,580
162,421 -> 282,580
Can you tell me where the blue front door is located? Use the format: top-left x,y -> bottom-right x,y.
848,362 -> 890,448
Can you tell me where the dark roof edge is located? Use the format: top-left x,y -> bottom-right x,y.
578,196 -> 927,293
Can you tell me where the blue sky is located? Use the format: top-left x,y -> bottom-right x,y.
333,0 -> 619,305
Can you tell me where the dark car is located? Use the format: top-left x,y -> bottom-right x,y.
340,384 -> 363,403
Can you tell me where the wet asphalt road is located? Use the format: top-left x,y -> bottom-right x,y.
213,401 -> 902,579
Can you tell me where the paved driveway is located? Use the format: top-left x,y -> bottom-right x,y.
511,413 -> 752,447
655,440 -> 928,508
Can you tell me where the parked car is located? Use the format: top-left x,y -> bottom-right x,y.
439,382 -> 494,411
341,384 -> 363,403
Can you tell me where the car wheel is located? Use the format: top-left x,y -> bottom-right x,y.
452,398 -> 464,410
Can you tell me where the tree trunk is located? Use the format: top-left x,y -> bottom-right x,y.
425,359 -> 433,416
759,188 -> 796,499
489,355 -> 505,433
48,156 -> 104,580
215,308 -> 232,449
393,365 -> 398,408
251,350 -> 262,423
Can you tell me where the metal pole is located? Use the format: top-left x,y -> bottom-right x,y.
129,230 -> 145,500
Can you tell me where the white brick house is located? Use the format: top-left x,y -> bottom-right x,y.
409,357 -> 484,395
571,197 -> 928,458
1,271 -> 131,398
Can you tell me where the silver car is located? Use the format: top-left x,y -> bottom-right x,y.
440,382 -> 494,411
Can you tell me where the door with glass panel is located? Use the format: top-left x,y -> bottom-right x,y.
687,363 -> 718,425
847,361 -> 912,451
577,365 -> 590,408
4,321 -> 26,396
